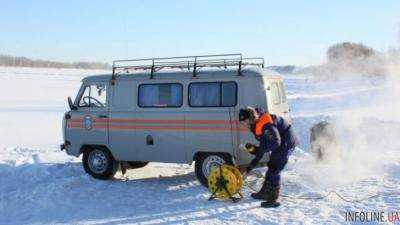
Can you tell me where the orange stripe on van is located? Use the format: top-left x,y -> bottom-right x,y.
69,117 -> 240,125
107,125 -> 246,132
67,123 -> 247,132
70,118 -> 108,123
67,117 -> 248,132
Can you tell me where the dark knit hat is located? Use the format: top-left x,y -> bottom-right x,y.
239,108 -> 254,121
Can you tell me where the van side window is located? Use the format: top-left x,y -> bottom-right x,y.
189,82 -> 237,107
78,84 -> 107,107
271,82 -> 281,105
279,82 -> 287,103
138,83 -> 182,107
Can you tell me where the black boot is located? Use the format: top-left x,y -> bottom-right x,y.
250,181 -> 269,200
264,184 -> 280,203
251,182 -> 280,202
260,185 -> 281,207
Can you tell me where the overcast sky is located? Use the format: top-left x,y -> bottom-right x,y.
1,0 -> 399,66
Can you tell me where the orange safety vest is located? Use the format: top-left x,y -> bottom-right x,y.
254,113 -> 274,136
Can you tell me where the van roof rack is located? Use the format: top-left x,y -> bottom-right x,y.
111,53 -> 264,82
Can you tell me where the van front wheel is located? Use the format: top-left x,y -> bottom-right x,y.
194,153 -> 233,187
82,147 -> 118,180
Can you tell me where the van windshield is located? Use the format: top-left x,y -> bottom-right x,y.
78,84 -> 107,107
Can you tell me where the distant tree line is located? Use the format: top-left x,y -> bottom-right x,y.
298,42 -> 388,78
327,42 -> 376,62
0,55 -> 111,70
324,42 -> 386,76
266,42 -> 392,76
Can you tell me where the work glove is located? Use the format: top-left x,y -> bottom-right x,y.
245,143 -> 257,155
245,143 -> 255,149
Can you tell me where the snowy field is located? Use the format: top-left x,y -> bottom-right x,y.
0,66 -> 399,224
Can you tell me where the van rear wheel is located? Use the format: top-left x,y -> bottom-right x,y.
194,153 -> 233,187
82,146 -> 118,180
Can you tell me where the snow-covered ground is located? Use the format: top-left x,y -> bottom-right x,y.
0,67 -> 399,224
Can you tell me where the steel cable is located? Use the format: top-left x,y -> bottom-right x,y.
243,174 -> 399,203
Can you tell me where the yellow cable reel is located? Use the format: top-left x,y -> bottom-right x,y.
207,164 -> 244,200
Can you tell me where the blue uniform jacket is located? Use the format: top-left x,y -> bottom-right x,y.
248,111 -> 299,170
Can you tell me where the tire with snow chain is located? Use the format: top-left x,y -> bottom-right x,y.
195,153 -> 233,187
82,146 -> 118,180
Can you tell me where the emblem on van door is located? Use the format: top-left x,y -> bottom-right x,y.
84,115 -> 93,130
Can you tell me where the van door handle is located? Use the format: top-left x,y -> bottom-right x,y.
98,115 -> 108,118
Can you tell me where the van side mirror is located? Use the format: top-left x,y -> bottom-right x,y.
68,97 -> 77,110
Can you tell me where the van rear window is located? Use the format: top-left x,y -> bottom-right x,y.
189,82 -> 237,107
138,83 -> 182,107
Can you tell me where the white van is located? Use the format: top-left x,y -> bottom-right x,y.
61,54 -> 290,186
